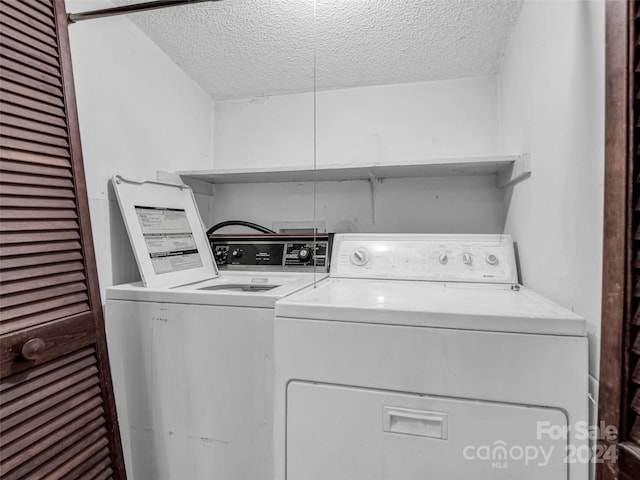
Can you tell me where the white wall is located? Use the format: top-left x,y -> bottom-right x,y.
499,0 -> 605,381
214,76 -> 500,170
209,77 -> 503,233
208,175 -> 504,235
67,0 -> 214,295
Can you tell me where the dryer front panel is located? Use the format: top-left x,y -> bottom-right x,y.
286,382 -> 568,480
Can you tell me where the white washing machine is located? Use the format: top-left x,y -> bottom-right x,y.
106,176 -> 328,480
274,234 -> 589,480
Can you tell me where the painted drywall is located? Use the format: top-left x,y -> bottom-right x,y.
206,175 -> 504,236
214,76 -> 500,170
67,0 -> 214,297
499,0 -> 605,382
207,77 -> 503,234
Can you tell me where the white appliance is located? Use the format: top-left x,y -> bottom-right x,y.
274,234 -> 589,480
105,176 -> 328,480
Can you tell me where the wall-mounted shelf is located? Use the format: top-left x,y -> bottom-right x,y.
177,154 -> 531,189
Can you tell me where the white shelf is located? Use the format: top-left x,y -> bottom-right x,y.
178,154 -> 531,188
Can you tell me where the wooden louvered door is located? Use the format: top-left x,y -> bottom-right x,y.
598,0 -> 640,479
0,0 -> 125,478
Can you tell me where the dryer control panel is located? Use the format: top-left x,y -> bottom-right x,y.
210,234 -> 331,272
330,234 -> 518,284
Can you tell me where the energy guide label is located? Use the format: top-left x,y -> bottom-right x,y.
135,206 -> 203,274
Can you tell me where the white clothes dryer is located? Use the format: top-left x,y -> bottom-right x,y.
106,176 -> 328,480
274,234 -> 589,480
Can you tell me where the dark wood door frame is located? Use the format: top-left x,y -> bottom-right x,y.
597,0 -> 640,479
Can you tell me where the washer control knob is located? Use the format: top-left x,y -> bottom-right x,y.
438,253 -> 448,265
486,254 -> 499,266
462,253 -> 473,266
298,247 -> 313,262
350,248 -> 369,266
231,248 -> 243,258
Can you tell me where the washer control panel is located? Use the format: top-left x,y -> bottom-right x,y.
210,234 -> 331,272
331,234 -> 518,284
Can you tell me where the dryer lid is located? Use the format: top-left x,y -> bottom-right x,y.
112,175 -> 218,288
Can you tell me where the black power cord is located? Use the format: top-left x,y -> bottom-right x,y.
206,220 -> 276,235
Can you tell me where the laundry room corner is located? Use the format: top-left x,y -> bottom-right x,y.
204,76 -> 507,234
498,0 -> 605,399
66,0 -> 215,298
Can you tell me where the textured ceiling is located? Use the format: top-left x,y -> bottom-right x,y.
113,0 -> 523,99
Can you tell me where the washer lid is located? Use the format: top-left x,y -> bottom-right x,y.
112,175 -> 218,288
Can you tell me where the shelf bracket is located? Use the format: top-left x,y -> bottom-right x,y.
368,172 -> 382,223
497,153 -> 532,189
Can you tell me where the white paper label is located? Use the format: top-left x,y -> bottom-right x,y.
135,206 -> 203,274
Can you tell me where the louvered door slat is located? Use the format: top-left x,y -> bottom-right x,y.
1,103 -> 66,130
0,33 -> 60,69
0,219 -> 80,231
28,0 -> 53,16
1,0 -> 56,32
0,149 -> 70,168
0,347 -> 92,395
1,363 -> 98,419
0,80 -> 65,111
0,208 -> 78,219
1,113 -> 68,137
0,57 -> 62,92
0,229 -> 79,244
0,260 -> 84,283
633,389 -> 640,416
94,469 -> 114,480
65,445 -> 111,480
1,124 -> 69,148
0,0 -> 124,476
0,11 -> 57,49
0,160 -> 71,178
0,240 -> 81,256
0,302 -> 89,335
0,315 -> 100,410
0,137 -> 69,158
0,347 -> 113,479
0,196 -> 76,209
633,362 -> 640,385
0,45 -> 60,81
1,399 -> 103,466
0,22 -> 58,58
73,455 -> 111,480
631,419 -> 640,446
1,271 -> 85,297
1,170 -> 73,187
1,250 -> 82,269
0,185 -> 74,199
42,438 -> 110,480
0,386 -> 101,446
1,291 -> 89,323
4,424 -> 107,480
1,282 -> 88,309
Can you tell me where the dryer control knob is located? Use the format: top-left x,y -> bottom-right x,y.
486,254 -> 499,266
231,248 -> 243,258
438,253 -> 448,265
351,248 -> 369,266
462,253 -> 473,265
